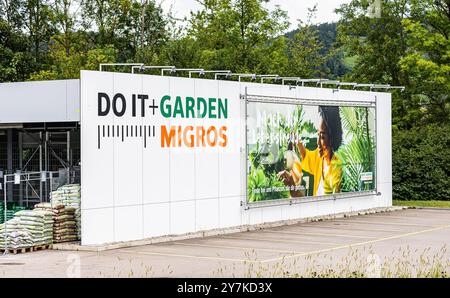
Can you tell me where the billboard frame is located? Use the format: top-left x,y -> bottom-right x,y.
243,90 -> 379,210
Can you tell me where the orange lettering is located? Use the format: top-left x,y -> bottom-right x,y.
196,126 -> 206,147
219,126 -> 228,147
183,126 -> 194,147
161,126 -> 176,147
177,126 -> 182,147
206,126 -> 217,147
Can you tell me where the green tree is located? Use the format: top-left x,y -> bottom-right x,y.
81,0 -> 168,63
336,0 -> 449,128
336,0 -> 413,128
0,0 -> 55,81
288,5 -> 326,78
399,0 -> 450,125
0,0 -> 26,30
0,19 -> 36,81
24,0 -> 56,59
189,0 -> 290,74
29,41 -> 117,80
52,0 -> 79,56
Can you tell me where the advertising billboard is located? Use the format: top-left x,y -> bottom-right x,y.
81,70 -> 390,246
247,101 -> 376,203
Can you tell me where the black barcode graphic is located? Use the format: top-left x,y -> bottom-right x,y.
97,125 -> 156,149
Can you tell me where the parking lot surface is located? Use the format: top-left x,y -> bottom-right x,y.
1,208 -> 449,277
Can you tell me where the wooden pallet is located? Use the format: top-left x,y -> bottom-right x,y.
33,244 -> 53,252
0,246 -> 33,254
0,244 -> 53,255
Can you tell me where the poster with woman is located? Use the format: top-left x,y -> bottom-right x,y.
247,101 -> 376,203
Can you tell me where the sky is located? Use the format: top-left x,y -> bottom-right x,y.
158,0 -> 352,31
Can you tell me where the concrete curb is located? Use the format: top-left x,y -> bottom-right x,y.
52,206 -> 409,252
408,207 -> 450,211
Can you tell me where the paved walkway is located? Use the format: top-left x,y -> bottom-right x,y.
1,208 -> 449,277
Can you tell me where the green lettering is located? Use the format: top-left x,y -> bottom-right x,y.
218,98 -> 228,119
197,97 -> 207,118
186,97 -> 195,118
173,96 -> 185,118
208,98 -> 217,119
160,95 -> 171,118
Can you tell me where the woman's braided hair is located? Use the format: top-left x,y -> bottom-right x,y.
318,106 -> 343,153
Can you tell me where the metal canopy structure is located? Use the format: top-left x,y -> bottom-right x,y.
98,63 -> 406,91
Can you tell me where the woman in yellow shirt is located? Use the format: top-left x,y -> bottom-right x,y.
279,106 -> 343,197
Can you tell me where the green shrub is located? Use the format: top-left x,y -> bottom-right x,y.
393,124 -> 450,201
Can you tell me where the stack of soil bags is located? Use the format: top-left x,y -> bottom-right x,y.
0,218 -> 34,249
14,210 -> 53,246
0,210 -> 53,248
34,202 -> 78,243
50,184 -> 81,240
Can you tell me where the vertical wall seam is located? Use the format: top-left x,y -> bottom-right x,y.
194,79 -> 197,232
112,74 -> 116,242
141,75 -> 144,239
217,80 -> 221,229
168,77 -> 171,235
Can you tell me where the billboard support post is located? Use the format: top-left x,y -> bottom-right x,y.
243,87 -> 249,210
375,95 -> 379,196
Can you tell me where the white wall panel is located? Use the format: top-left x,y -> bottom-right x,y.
316,199 -> 335,217
194,79 -> 220,199
378,182 -> 393,207
196,198 -> 219,231
376,93 -> 393,184
114,205 -> 143,242
334,198 -> 350,214
170,200 -> 196,235
219,196 -> 242,229
218,81 -> 242,198
81,72 -> 114,210
249,208 -> 263,225
299,202 -> 318,219
66,79 -> 81,120
113,73 -> 143,207
281,204 -> 300,221
81,208 -> 114,245
143,203 -> 170,238
142,76 -> 171,205
241,209 -> 250,227
262,206 -> 282,223
0,79 -> 80,123
169,78 -> 196,202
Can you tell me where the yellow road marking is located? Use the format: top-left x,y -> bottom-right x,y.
291,224 -> 407,233
361,214 -> 450,221
330,219 -> 436,227
118,249 -> 258,263
173,242 -> 302,255
221,235 -> 344,246
259,229 -> 377,239
261,223 -> 450,264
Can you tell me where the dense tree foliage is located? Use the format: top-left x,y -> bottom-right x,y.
393,124 -> 450,201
